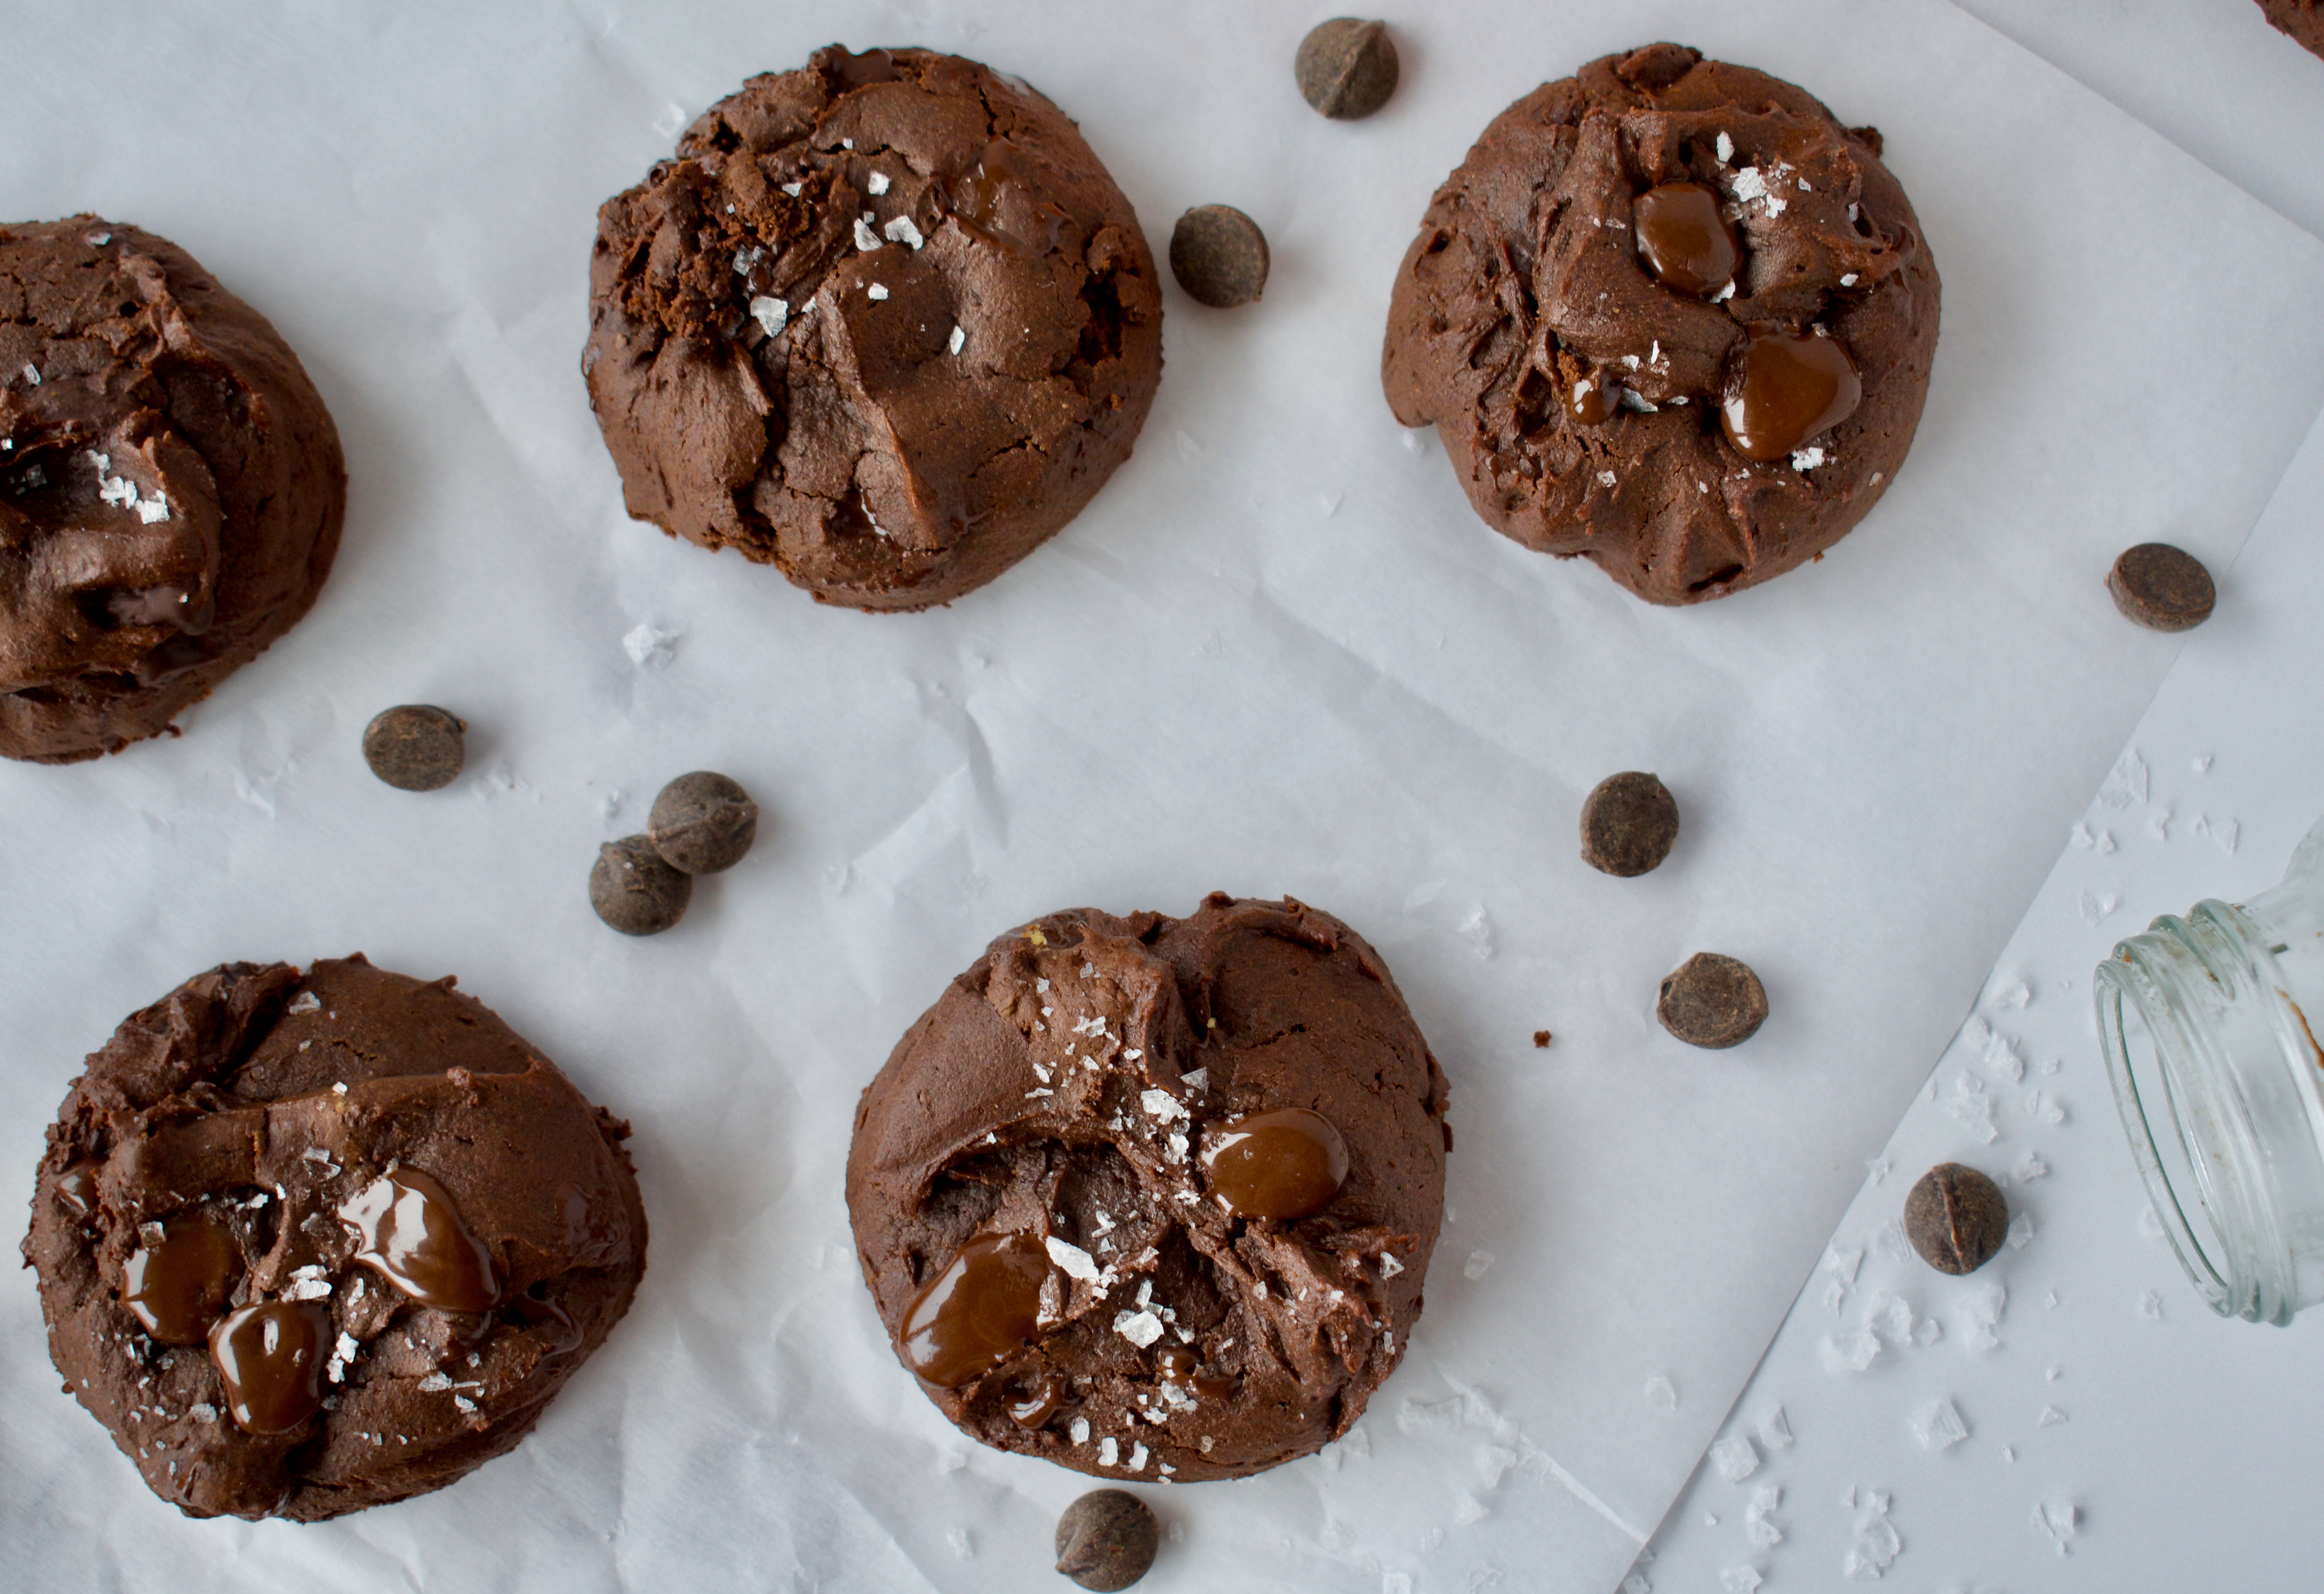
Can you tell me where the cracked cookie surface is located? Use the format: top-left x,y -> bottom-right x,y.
22,956 -> 647,1521
0,218 -> 345,762
847,895 -> 1451,1482
1382,43 -> 1939,605
584,46 -> 1164,612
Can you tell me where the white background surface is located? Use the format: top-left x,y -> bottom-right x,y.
2,3 -> 2322,1591
1645,3 -> 2324,1588
1641,405 -> 2324,1594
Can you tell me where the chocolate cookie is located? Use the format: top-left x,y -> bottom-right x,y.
22,957 -> 647,1521
2260,0 -> 2324,59
847,895 -> 1451,1482
1382,43 -> 1940,604
585,47 -> 1164,612
1,219 -> 345,762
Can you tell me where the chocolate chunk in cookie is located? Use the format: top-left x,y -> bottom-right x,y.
584,49 -> 1164,612
1382,44 -> 1941,604
0,220 -> 345,761
847,895 -> 1451,1481
22,957 -> 647,1520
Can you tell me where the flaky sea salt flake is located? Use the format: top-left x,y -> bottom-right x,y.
1911,1398 -> 1968,1450
1643,1374 -> 1678,1413
1843,1492 -> 1901,1579
1113,1309 -> 1164,1348
867,283 -> 890,301
1046,1237 -> 1101,1282
1710,1433 -> 1759,1482
750,296 -> 789,337
2031,1497 -> 2079,1556
884,215 -> 925,249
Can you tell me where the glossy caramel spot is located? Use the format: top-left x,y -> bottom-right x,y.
54,1159 -> 99,1217
209,1300 -> 332,1434
1007,1373 -> 1063,1428
338,1167 -> 499,1313
1203,1108 -> 1350,1221
1633,183 -> 1741,299
1192,1370 -> 1239,1400
1720,331 -> 1862,463
122,1212 -> 239,1344
1564,368 -> 1619,427
507,1287 -> 584,1355
900,1230 -> 1051,1387
952,140 -> 1021,238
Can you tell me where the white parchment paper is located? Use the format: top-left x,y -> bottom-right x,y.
3,3 -> 2322,1590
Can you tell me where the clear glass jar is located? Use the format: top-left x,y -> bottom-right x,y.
2098,814 -> 2324,1324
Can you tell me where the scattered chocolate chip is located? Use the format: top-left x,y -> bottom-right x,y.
648,771 -> 760,875
1055,1489 -> 1160,1592
1296,18 -> 1400,121
1657,953 -> 1768,1049
590,836 -> 692,935
1903,1162 -> 2009,1275
2108,543 -> 2215,632
1580,771 -> 1680,876
1533,1030 -> 1553,1049
361,705 -> 466,791
1168,206 -> 1269,309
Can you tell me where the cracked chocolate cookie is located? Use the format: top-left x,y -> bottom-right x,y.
0,219 -> 345,762
584,46 -> 1164,611
1382,43 -> 1940,604
22,956 -> 647,1521
847,895 -> 1451,1482
2260,0 -> 2324,59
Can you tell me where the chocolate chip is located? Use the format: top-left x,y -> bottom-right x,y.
1168,206 -> 1269,309
648,771 -> 760,875
1656,953 -> 1767,1049
2108,543 -> 2215,632
1580,771 -> 1680,877
361,705 -> 466,791
1055,1489 -> 1160,1592
590,836 -> 692,935
1296,18 -> 1400,121
1904,1162 -> 2009,1275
